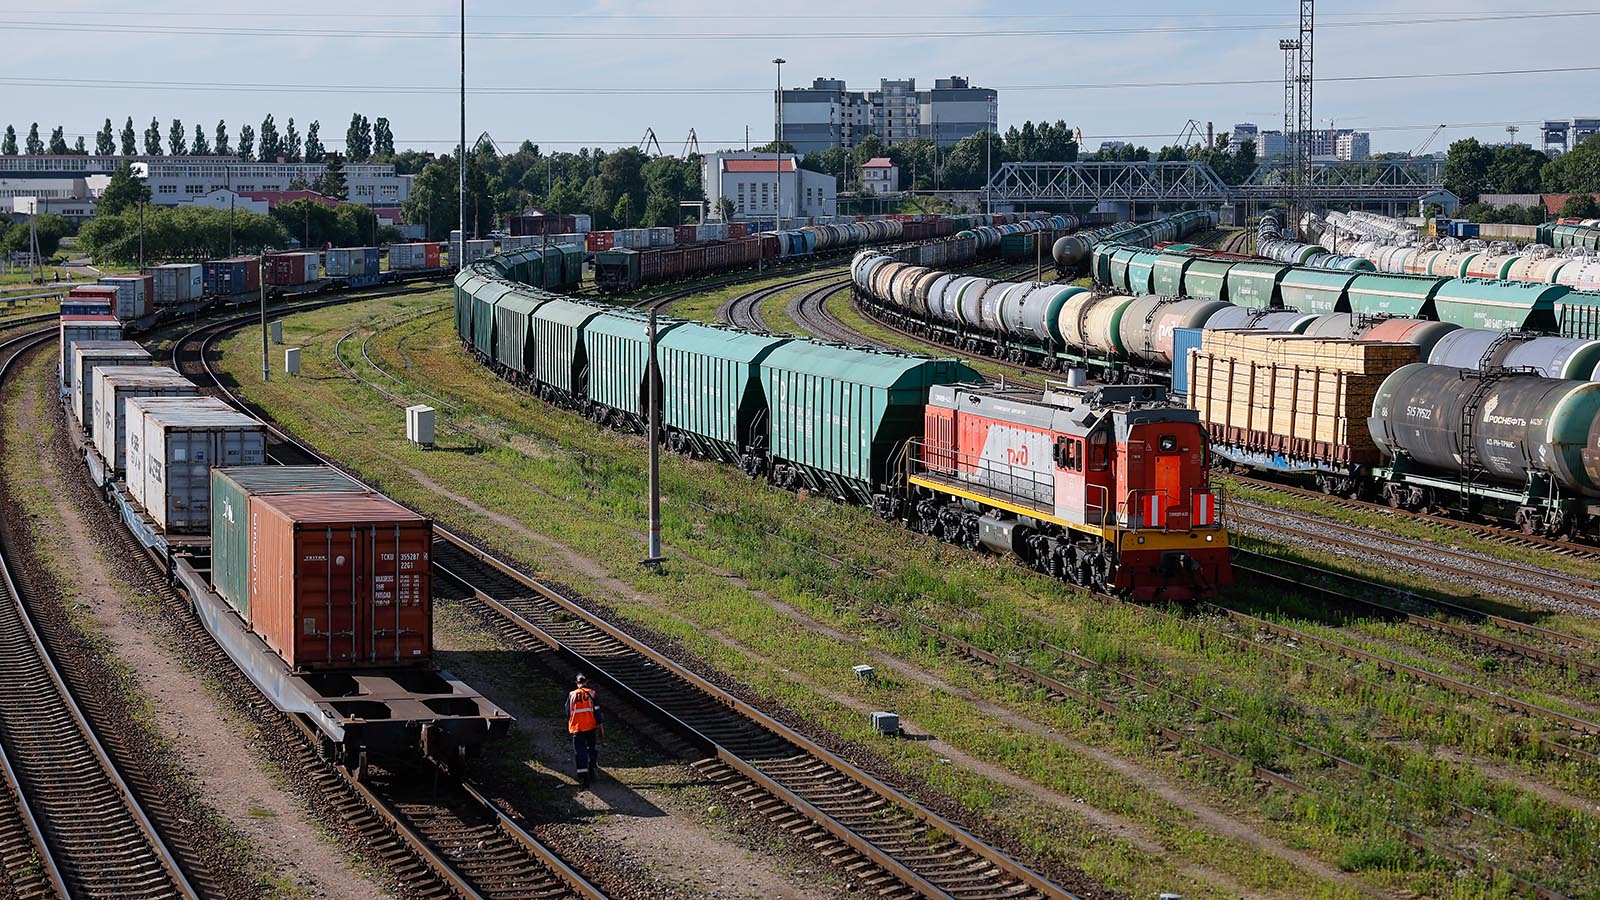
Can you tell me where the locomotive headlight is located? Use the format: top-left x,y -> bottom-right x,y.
1159,435 -> 1177,451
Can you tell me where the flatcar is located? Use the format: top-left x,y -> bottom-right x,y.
59,318 -> 510,773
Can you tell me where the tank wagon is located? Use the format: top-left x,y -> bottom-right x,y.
453,249 -> 1232,601
61,324 -> 510,774
1188,328 -> 1600,537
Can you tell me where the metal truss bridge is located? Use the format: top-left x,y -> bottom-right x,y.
982,160 -> 1446,207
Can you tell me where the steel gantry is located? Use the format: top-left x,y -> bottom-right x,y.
981,159 -> 1445,207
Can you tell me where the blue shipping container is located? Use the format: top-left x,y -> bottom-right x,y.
203,259 -> 252,295
1170,327 -> 1205,396
363,247 -> 380,276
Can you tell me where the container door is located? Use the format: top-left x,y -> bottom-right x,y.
297,527 -> 360,667
357,525 -> 429,663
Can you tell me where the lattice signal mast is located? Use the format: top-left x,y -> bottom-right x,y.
1279,1 -> 1314,233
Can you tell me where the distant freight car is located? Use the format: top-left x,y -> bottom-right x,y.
264,252 -> 320,286
98,274 -> 155,319
203,257 -> 260,296
152,263 -> 204,304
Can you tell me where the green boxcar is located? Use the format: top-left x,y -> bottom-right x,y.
1430,278 -> 1569,332
1342,273 -> 1448,319
561,246 -> 584,286
492,292 -> 549,376
1226,261 -> 1292,309
1000,232 -> 1037,260
1557,290 -> 1600,340
1124,249 -> 1163,296
209,466 -> 365,617
1150,254 -> 1194,297
657,323 -> 793,462
1180,259 -> 1236,303
1092,243 -> 1122,286
454,271 -> 495,342
530,298 -> 606,396
594,249 -> 639,292
1108,246 -> 1141,292
471,282 -> 517,355
583,311 -> 685,418
759,342 -> 981,503
1279,269 -> 1359,315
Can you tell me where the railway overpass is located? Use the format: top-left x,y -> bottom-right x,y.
982,160 -> 1449,217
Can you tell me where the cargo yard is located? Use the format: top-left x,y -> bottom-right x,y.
6,3 -> 1600,900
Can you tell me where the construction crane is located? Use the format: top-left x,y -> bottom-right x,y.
680,128 -> 700,160
639,127 -> 663,156
1411,124 -> 1446,157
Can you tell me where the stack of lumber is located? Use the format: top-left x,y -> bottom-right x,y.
1187,330 -> 1418,465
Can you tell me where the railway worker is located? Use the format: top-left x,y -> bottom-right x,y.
566,674 -> 605,787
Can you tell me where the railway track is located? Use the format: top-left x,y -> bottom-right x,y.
717,270 -> 843,333
0,328 -> 199,899
195,288 -> 1092,900
163,308 -> 612,900
1228,472 -> 1600,564
1231,497 -> 1600,614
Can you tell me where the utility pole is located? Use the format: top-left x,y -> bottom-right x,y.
773,57 -> 785,233
984,131 -> 992,215
138,201 -> 145,270
259,257 -> 269,384
643,307 -> 663,569
459,0 -> 467,266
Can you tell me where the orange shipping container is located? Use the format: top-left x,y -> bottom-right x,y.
246,492 -> 432,671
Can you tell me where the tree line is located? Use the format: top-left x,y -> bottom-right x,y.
0,113 -> 396,163
402,142 -> 704,241
1444,135 -> 1600,203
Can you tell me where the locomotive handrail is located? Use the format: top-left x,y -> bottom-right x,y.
904,439 -> 1054,512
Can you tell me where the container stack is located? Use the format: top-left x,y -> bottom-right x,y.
123,396 -> 267,533
90,366 -> 199,474
70,341 -> 150,429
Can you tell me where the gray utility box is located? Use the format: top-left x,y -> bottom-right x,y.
870,711 -> 899,736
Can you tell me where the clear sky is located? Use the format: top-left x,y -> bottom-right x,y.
3,1 -> 1595,158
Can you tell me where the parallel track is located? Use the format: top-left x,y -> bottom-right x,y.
165,308 -> 610,900
0,328 -> 198,900
196,290 -> 1090,900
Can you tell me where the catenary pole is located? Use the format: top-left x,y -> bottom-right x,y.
260,258 -> 269,383
644,307 -> 663,568
459,0 -> 466,262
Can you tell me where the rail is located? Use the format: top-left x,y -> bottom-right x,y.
0,327 -> 199,899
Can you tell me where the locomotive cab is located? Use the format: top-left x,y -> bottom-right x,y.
899,378 -> 1231,601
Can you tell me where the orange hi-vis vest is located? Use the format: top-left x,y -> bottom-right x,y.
568,687 -> 598,734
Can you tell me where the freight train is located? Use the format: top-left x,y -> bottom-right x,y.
56,316 -> 511,775
854,221 -> 1600,539
1293,210 -> 1600,294
64,241 -> 500,330
450,255 -> 1231,601
856,212 -> 1223,381
592,213 -> 1075,293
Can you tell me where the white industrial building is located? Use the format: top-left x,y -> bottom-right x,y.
0,155 -> 411,208
1229,124 -> 1369,161
703,152 -> 836,221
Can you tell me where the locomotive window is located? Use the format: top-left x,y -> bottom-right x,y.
1055,438 -> 1083,471
1088,429 -> 1110,471
1159,434 -> 1177,452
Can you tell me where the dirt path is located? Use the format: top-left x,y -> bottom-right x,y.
14,356 -> 389,899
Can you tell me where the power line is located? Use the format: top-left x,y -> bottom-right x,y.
2,64 -> 1594,97
0,11 -> 1594,40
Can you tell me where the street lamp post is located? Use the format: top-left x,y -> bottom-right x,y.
773,57 -> 785,233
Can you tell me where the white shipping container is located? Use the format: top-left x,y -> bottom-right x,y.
572,214 -> 592,233
648,227 -> 675,247
697,223 -> 728,242
59,320 -> 123,389
71,342 -> 150,430
613,229 -> 649,249
98,277 -> 149,319
388,244 -> 424,269
124,396 -> 266,533
152,264 -> 203,305
91,366 -> 198,474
